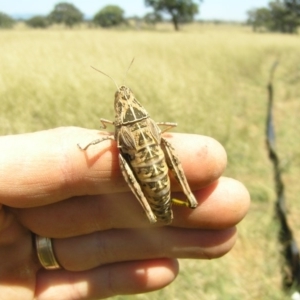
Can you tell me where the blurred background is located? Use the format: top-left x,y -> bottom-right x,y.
0,1 -> 300,299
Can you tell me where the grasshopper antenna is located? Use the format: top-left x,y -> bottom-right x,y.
122,57 -> 135,86
90,66 -> 119,91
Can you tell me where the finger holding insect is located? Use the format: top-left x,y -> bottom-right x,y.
0,128 -> 226,208
75,130 -> 227,195
10,176 -> 249,239
3,127 -> 241,240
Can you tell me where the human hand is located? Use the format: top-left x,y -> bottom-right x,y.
0,127 -> 250,300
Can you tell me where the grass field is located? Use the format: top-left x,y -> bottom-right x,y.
1,23 -> 300,299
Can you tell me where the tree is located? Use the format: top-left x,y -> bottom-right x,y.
284,0 -> 300,14
144,12 -> 163,26
0,12 -> 15,29
145,0 -> 202,31
93,5 -> 125,28
268,0 -> 293,32
26,16 -> 49,28
48,2 -> 83,28
247,0 -> 300,33
247,8 -> 272,31
283,0 -> 300,31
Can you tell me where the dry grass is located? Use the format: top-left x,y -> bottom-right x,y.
1,23 -> 300,299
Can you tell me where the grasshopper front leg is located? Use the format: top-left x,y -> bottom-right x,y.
77,119 -> 115,150
161,137 -> 198,208
78,118 -> 115,150
77,136 -> 115,150
119,154 -> 157,223
100,118 -> 115,129
156,122 -> 177,134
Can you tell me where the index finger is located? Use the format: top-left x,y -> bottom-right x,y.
0,127 -> 226,208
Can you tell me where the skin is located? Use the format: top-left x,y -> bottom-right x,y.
0,127 -> 250,300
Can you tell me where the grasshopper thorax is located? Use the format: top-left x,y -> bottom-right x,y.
114,85 -> 149,126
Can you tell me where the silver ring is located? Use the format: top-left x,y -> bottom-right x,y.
35,234 -> 61,270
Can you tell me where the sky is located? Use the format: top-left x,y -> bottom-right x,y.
0,0 -> 271,21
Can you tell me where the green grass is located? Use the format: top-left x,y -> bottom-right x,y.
1,24 -> 300,299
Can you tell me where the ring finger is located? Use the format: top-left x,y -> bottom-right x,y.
49,227 -> 236,271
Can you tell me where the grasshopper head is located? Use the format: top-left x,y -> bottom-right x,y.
114,86 -> 148,125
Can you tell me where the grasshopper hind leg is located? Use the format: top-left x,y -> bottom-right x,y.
119,154 -> 157,224
161,137 -> 198,209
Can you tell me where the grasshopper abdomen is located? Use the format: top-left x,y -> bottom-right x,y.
118,118 -> 173,223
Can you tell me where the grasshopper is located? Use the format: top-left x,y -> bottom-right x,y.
78,65 -> 197,224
